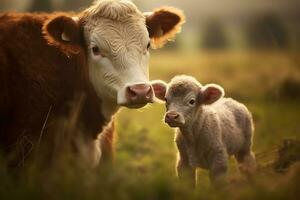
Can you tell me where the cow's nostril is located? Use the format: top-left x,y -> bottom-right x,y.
126,84 -> 154,104
174,114 -> 179,119
127,87 -> 138,100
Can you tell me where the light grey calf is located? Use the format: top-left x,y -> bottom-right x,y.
151,75 -> 256,186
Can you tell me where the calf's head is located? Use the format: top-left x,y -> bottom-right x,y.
43,0 -> 185,109
152,75 -> 224,127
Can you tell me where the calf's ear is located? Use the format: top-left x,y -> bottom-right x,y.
151,80 -> 168,102
43,15 -> 82,56
145,7 -> 185,49
199,84 -> 225,105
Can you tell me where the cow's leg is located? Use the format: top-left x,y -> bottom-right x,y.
99,120 -> 115,165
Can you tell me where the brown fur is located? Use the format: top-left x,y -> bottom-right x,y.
0,12 -> 113,167
42,14 -> 83,56
99,120 -> 115,164
0,3 -> 185,168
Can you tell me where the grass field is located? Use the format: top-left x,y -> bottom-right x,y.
117,50 -> 300,168
1,50 -> 300,199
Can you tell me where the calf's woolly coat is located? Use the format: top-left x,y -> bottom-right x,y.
152,75 -> 256,186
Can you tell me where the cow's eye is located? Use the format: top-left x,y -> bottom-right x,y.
147,42 -> 151,50
189,99 -> 195,105
92,46 -> 102,56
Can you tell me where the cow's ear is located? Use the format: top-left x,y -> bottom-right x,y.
145,7 -> 185,49
199,84 -> 225,105
151,80 -> 167,102
43,15 -> 83,56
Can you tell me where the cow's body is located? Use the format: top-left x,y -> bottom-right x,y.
0,0 -> 184,168
0,13 -> 110,166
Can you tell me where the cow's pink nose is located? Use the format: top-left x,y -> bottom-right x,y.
126,84 -> 153,104
165,112 -> 180,121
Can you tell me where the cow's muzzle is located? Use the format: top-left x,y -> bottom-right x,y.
119,83 -> 154,108
126,83 -> 153,107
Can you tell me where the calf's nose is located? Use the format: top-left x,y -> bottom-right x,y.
126,83 -> 153,104
165,111 -> 180,121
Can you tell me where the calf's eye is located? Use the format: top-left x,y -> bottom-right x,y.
189,99 -> 195,105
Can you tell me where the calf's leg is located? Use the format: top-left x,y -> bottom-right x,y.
235,151 -> 256,178
176,152 -> 196,187
209,150 -> 228,187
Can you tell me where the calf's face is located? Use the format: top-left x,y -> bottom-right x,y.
43,0 -> 185,109
152,76 -> 224,127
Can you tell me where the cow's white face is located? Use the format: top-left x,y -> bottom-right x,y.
43,0 -> 185,113
85,18 -> 152,109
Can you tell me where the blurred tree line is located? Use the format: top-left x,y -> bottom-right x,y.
200,13 -> 291,50
154,12 -> 296,51
0,0 -> 94,12
26,0 -> 93,12
245,13 -> 289,49
201,19 -> 229,50
1,0 -> 298,51
30,0 -> 53,12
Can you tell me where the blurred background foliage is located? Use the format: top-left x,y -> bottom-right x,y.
1,0 -> 300,50
0,0 -> 300,199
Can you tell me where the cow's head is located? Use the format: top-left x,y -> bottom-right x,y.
43,0 -> 184,109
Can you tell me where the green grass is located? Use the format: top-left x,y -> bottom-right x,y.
115,50 -> 300,198
1,50 -> 300,199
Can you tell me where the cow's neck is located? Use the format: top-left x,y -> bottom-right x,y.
100,98 -> 120,122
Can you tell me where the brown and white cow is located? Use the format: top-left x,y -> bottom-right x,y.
0,0 -> 184,168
